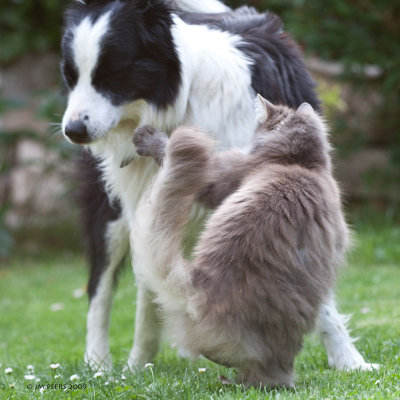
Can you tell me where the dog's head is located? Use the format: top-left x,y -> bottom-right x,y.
61,0 -> 181,145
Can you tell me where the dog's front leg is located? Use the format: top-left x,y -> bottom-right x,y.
317,293 -> 379,371
85,216 -> 129,371
127,284 -> 162,370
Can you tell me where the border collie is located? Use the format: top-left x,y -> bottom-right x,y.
61,0 -> 377,372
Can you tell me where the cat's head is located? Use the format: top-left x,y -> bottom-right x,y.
253,94 -> 331,171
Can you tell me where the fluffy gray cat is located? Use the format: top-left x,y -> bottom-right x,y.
131,95 -> 349,388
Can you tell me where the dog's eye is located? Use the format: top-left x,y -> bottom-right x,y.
62,61 -> 78,90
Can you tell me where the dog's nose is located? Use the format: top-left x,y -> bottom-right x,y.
65,120 -> 91,144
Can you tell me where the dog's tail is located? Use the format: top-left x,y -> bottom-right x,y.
132,126 -> 215,313
169,0 -> 230,13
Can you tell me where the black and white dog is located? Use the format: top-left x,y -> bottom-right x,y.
61,0 -> 377,371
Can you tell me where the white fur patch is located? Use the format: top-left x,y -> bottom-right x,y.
73,13 -> 111,82
169,17 -> 256,149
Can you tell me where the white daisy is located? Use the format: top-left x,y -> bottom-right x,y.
70,374 -> 79,381
145,363 -> 154,368
121,374 -> 127,381
50,363 -> 60,370
94,371 -> 104,378
5,367 -> 13,374
50,303 -> 64,312
54,374 -> 60,379
40,387 -> 46,394
24,374 -> 35,380
198,368 -> 207,373
9,383 -> 16,389
27,365 -> 34,371
73,288 -> 85,298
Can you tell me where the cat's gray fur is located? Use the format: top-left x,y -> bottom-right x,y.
131,96 -> 349,388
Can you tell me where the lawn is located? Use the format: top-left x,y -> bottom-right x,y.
0,217 -> 399,399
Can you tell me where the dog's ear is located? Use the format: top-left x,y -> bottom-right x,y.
255,94 -> 276,123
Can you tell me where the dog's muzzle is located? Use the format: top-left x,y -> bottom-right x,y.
65,120 -> 92,144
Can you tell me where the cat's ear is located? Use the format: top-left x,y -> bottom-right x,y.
296,102 -> 315,116
255,94 -> 276,123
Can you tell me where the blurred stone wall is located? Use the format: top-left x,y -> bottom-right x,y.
306,58 -> 394,205
0,53 -> 74,227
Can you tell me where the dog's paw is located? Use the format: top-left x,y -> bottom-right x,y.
326,344 -> 380,372
84,352 -> 112,372
124,357 -> 154,373
134,125 -> 168,164
123,361 -> 139,374
346,363 -> 380,372
125,345 -> 157,373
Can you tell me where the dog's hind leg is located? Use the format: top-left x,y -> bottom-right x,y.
317,293 -> 380,371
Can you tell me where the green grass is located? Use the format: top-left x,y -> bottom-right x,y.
0,222 -> 399,399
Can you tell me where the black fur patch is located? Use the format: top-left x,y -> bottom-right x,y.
61,0 -> 182,108
180,6 -> 320,111
61,27 -> 79,90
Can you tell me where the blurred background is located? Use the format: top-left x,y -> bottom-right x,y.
0,0 -> 399,261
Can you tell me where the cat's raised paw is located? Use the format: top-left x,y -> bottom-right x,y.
134,125 -> 168,165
